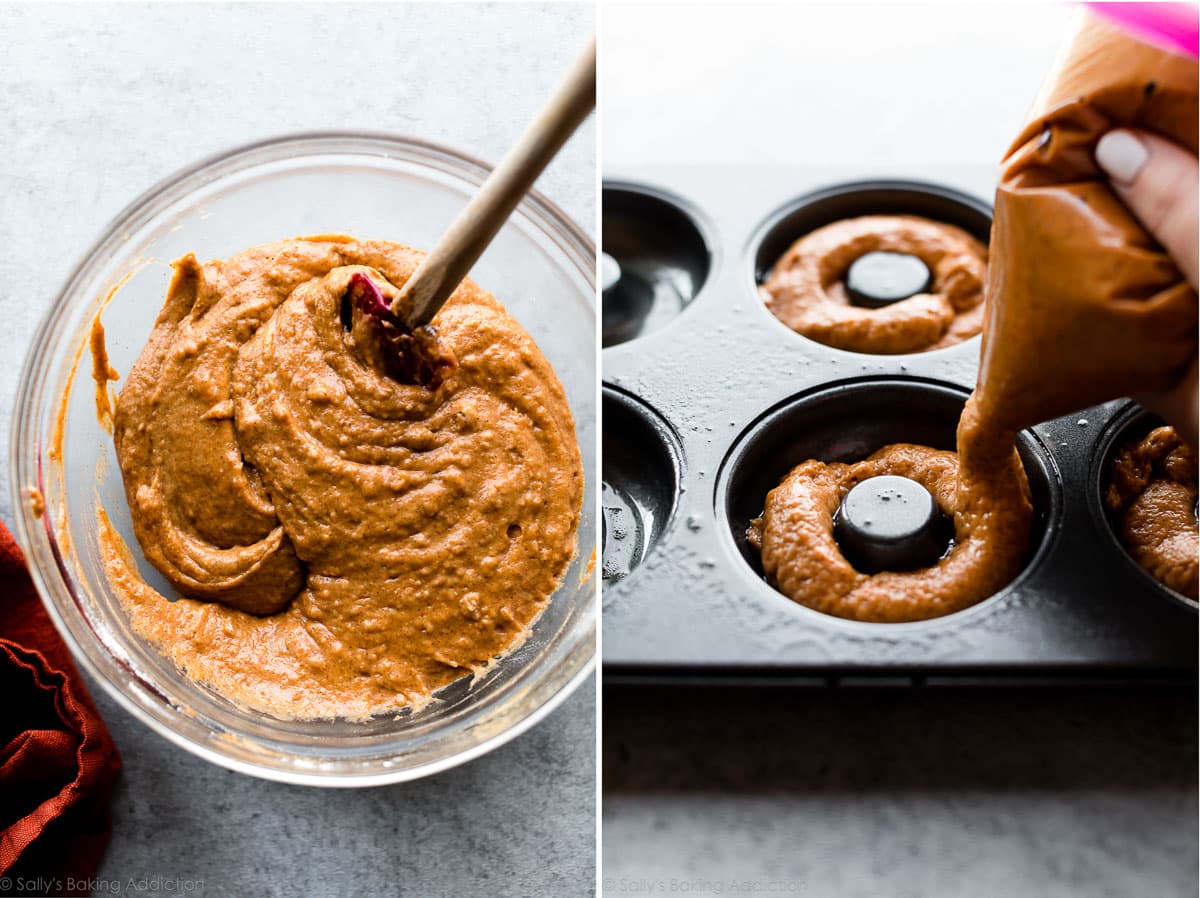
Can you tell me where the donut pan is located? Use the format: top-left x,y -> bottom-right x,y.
601,163 -> 1198,686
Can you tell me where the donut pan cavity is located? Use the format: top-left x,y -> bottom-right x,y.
602,183 -> 712,347
602,387 -> 683,582
718,378 -> 1060,585
601,163 -> 1197,685
1090,405 -> 1200,615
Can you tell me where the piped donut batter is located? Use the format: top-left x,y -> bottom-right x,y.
749,405 -> 1032,623
761,215 -> 988,354
106,235 -> 582,719
1105,426 -> 1198,600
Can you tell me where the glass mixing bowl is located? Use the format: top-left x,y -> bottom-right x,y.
9,133 -> 597,786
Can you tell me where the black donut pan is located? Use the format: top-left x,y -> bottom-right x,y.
601,163 -> 1198,686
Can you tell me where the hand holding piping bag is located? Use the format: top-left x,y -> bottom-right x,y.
974,3 -> 1199,448
1096,127 -> 1198,446
1092,1 -> 1199,447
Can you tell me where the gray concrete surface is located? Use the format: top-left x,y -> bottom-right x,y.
604,685 -> 1197,898
601,4 -> 1198,897
0,4 -> 596,897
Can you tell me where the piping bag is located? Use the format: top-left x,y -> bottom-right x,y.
965,4 -> 1198,446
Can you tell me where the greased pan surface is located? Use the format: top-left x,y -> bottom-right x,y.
601,162 -> 1198,683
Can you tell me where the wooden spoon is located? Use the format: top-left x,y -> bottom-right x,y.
395,36 -> 596,327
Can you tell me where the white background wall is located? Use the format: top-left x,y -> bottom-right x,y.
603,1 -> 1075,167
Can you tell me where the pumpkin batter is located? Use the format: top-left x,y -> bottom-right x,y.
761,215 -> 988,354
107,235 -> 583,719
749,418 -> 1032,623
1105,425 -> 1198,600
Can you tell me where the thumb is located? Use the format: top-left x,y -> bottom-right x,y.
1095,129 -> 1199,288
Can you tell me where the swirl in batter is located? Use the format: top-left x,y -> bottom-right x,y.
107,236 -> 582,719
760,215 -> 988,354
1105,426 -> 1198,600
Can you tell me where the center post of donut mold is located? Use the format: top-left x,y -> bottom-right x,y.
833,474 -> 952,574
601,252 -> 655,346
844,251 -> 932,308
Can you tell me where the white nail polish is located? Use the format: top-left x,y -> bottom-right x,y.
1095,131 -> 1148,184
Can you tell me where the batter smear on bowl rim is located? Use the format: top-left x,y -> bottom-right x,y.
102,235 -> 583,720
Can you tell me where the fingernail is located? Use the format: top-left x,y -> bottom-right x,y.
1096,130 -> 1148,184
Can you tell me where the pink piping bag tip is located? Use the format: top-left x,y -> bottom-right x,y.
1085,2 -> 1200,59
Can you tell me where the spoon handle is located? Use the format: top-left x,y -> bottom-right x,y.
398,36 -> 596,327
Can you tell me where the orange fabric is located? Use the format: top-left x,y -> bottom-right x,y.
0,520 -> 120,897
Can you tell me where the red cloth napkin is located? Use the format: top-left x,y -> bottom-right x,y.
0,520 -> 120,897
